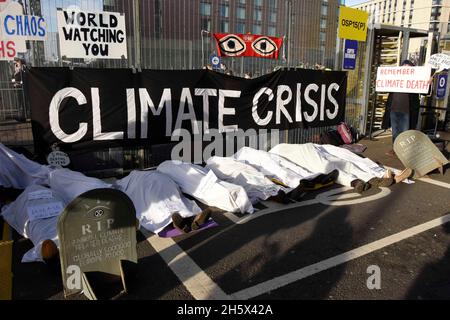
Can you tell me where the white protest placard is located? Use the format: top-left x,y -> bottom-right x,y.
57,8 -> 128,60
428,53 -> 450,72
27,201 -> 64,222
376,66 -> 431,94
47,151 -> 70,167
28,190 -> 54,201
0,1 -> 27,60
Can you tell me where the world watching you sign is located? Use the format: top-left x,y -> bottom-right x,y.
57,8 -> 127,60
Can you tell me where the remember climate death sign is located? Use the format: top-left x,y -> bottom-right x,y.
27,68 -> 347,153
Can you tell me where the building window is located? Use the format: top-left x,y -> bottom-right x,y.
237,7 -> 246,19
254,0 -> 263,7
220,4 -> 229,18
253,23 -> 262,34
269,11 -> 277,23
254,8 -> 262,21
236,22 -> 245,33
321,4 -> 328,16
268,0 -> 277,8
268,26 -> 276,36
220,20 -> 229,33
200,2 -> 211,16
239,0 -> 246,4
320,18 -> 327,29
201,18 -> 211,31
320,32 -> 326,42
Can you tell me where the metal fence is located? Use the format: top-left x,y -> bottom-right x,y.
0,0 -> 364,174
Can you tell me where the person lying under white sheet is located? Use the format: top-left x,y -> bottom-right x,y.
157,160 -> 254,214
116,170 -> 211,234
206,156 -> 289,204
270,143 -> 410,193
0,143 -> 53,189
1,185 -> 66,263
233,147 -> 321,189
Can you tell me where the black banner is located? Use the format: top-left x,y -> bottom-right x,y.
27,68 -> 347,154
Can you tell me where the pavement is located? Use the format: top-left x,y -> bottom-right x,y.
7,133 -> 450,300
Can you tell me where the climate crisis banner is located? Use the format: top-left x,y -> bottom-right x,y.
27,68 -> 347,153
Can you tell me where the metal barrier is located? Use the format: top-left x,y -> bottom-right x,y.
0,0 -> 364,174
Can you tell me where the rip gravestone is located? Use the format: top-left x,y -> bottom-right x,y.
394,130 -> 449,178
58,188 -> 137,300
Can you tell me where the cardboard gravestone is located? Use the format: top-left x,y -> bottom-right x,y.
394,130 -> 449,178
58,188 -> 137,300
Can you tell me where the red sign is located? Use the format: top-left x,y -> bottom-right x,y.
0,40 -> 16,60
214,33 -> 283,59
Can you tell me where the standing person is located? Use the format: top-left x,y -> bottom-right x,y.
382,60 -> 421,156
11,57 -> 26,121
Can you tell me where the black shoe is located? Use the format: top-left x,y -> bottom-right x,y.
270,190 -> 291,204
368,177 -> 394,188
191,208 -> 213,231
172,212 -> 192,234
351,179 -> 370,194
320,169 -> 339,184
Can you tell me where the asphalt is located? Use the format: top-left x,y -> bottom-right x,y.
7,133 -> 450,300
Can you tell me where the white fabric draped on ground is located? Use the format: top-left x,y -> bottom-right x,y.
0,143 -> 53,189
157,160 -> 254,214
48,169 -> 114,204
233,147 -> 319,189
1,185 -> 66,263
206,156 -> 281,204
116,171 -> 201,234
270,143 -> 387,187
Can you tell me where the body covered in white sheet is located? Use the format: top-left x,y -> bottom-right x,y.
1,185 -> 66,263
157,160 -> 254,214
233,147 -> 319,189
48,168 -> 114,204
206,156 -> 282,204
270,143 -> 387,187
116,171 -> 202,233
0,143 -> 54,189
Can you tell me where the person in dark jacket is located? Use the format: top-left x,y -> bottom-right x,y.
382,60 -> 421,156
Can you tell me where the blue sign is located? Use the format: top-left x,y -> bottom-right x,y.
210,54 -> 221,70
343,40 -> 358,70
436,73 -> 447,99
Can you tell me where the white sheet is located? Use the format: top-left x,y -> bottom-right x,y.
157,160 -> 254,214
206,156 -> 281,204
115,171 -> 202,234
270,143 -> 387,187
1,185 -> 66,263
48,168 -> 114,204
233,147 -> 318,189
0,143 -> 53,189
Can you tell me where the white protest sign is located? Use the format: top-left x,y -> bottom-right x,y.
27,201 -> 64,222
0,1 -> 27,60
47,151 -> 71,167
428,53 -> 450,72
376,66 -> 431,94
57,8 -> 128,59
28,190 -> 54,201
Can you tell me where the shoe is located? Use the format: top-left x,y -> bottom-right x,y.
351,179 -> 370,194
270,190 -> 291,204
191,208 -> 213,231
41,239 -> 59,265
383,169 -> 394,179
368,177 -> 394,188
395,168 -> 413,183
320,169 -> 339,185
172,212 -> 192,234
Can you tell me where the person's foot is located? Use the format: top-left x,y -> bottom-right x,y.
270,190 -> 291,204
368,176 -> 394,188
320,169 -> 339,185
172,212 -> 192,234
351,179 -> 370,194
394,168 -> 413,183
191,208 -> 213,231
383,169 -> 394,179
41,239 -> 59,265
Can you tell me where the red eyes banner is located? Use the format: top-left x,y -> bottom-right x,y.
213,33 -> 283,59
